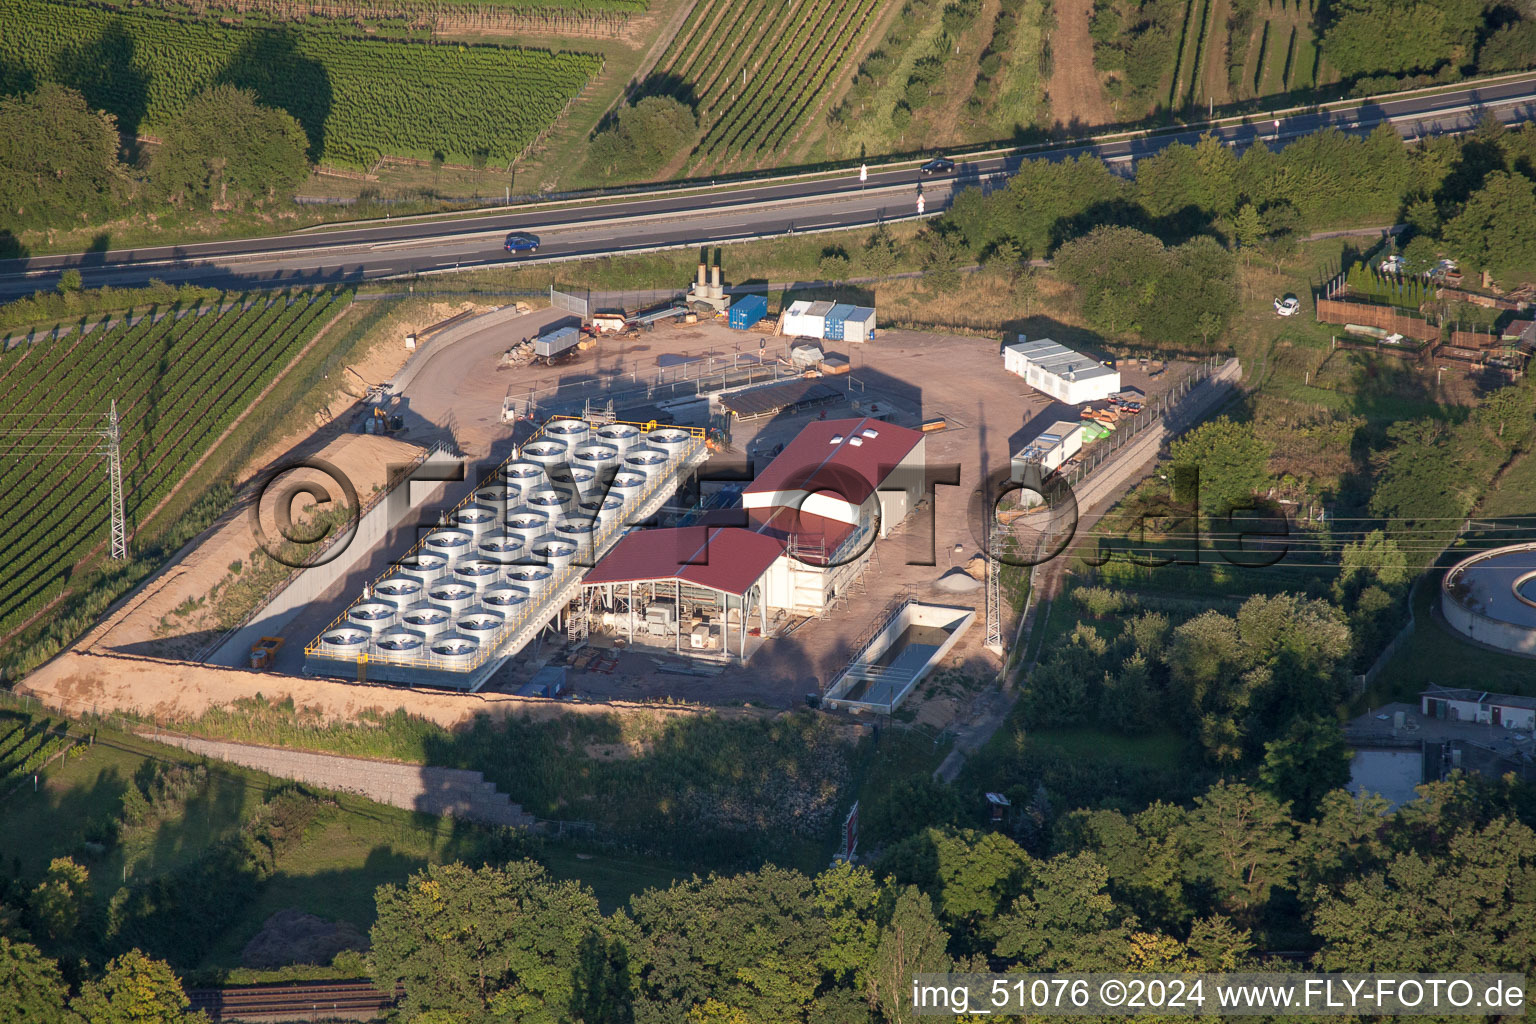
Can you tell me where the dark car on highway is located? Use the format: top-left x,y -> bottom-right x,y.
919,157 -> 955,175
504,232 -> 540,253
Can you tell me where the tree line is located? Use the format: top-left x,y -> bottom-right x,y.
0,82 -> 308,239
8,768 -> 1534,1023
927,118 -> 1536,348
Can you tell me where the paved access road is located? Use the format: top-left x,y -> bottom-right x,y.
2,75 -> 1532,300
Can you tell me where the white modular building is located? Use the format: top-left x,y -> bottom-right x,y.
1003,337 -> 1120,405
1011,419 -> 1085,482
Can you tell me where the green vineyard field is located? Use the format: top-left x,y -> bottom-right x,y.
0,291 -> 348,641
650,0 -> 880,169
0,711 -> 71,792
0,0 -> 603,167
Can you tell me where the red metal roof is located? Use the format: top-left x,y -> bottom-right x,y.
582,526 -> 784,595
743,417 -> 923,507
747,506 -> 860,566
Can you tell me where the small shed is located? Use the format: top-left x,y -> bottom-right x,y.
728,294 -> 768,330
842,306 -> 877,343
797,300 -> 834,339
782,300 -> 816,337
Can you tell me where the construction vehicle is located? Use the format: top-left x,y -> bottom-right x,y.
249,636 -> 285,670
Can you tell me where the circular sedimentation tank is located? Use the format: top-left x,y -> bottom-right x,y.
1440,543 -> 1536,656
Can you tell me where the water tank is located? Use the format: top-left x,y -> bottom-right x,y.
453,503 -> 499,537
567,465 -> 598,499
526,485 -> 575,515
375,628 -> 427,663
482,583 -> 532,613
423,528 -> 475,564
578,495 -> 627,530
608,470 -> 647,503
396,551 -> 449,584
522,439 -> 569,473
319,626 -> 370,652
457,606 -> 506,639
596,422 -> 641,453
427,581 -> 476,614
400,603 -> 452,638
503,460 -> 545,490
555,515 -> 600,547
646,427 -> 692,461
505,507 -> 551,545
475,483 -> 519,511
622,446 -> 668,480
543,417 -> 592,448
374,575 -> 425,609
429,633 -> 480,668
478,531 -> 526,562
572,442 -> 620,474
347,601 -> 397,633
451,558 -> 502,590
531,535 -> 578,571
507,563 -> 554,596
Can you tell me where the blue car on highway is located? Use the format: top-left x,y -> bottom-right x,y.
504,232 -> 540,254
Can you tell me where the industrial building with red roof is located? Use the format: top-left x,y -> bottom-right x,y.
576,415 -> 928,659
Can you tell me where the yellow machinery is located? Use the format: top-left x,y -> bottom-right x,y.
249,636 -> 285,670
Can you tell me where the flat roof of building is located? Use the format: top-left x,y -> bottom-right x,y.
717,379 -> 842,419
743,416 -> 924,506
1423,685 -> 1536,712
1005,338 -> 1118,383
582,526 -> 784,596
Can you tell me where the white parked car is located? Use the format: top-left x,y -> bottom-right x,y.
1380,254 -> 1405,273
1274,295 -> 1300,317
1383,333 -> 1405,345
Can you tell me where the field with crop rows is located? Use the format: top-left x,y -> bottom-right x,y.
0,291 -> 347,641
647,0 -> 881,172
1167,0 -> 1333,110
0,712 -> 71,792
0,0 -> 603,167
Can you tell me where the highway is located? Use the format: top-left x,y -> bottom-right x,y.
1,74 -> 1532,300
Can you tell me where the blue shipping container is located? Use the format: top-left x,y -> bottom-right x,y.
822,303 -> 856,341
728,294 -> 768,330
